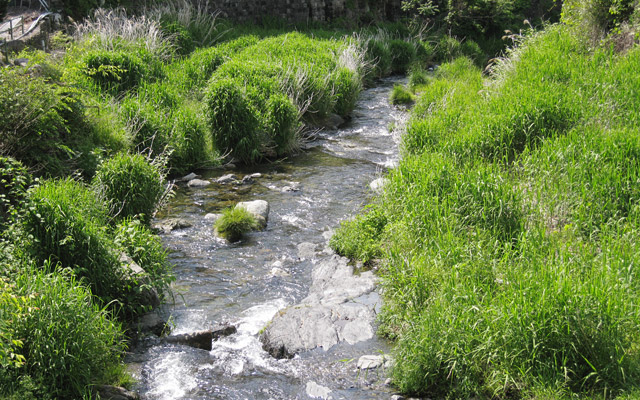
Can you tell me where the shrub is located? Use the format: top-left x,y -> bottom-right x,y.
408,68 -> 429,90
0,157 -> 32,225
119,96 -> 171,156
21,178 -> 123,306
264,94 -> 299,156
435,36 -> 463,62
390,84 -> 415,105
365,39 -> 392,78
84,50 -> 146,94
332,67 -> 362,117
389,39 -> 417,73
214,206 -> 260,242
166,104 -> 214,174
204,78 -> 262,164
160,20 -> 195,56
0,266 -> 125,399
93,153 -> 166,225
460,40 -> 485,66
415,41 -> 434,65
0,70 -> 85,175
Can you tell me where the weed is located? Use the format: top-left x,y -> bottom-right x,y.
214,206 -> 260,242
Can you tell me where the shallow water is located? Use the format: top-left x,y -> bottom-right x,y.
127,77 -> 406,400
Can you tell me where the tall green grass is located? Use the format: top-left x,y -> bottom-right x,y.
332,24 -> 640,398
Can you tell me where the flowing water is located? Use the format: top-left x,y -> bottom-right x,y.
127,77 -> 406,400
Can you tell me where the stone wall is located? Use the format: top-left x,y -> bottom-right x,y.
210,0 -> 402,24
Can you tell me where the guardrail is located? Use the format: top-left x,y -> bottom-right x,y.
0,17 -> 25,41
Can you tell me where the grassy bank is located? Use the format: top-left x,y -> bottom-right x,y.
0,1 -> 437,397
332,11 -> 640,400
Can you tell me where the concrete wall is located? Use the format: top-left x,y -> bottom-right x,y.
210,0 -> 402,24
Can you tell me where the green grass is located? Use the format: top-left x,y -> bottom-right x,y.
389,84 -> 415,105
332,24 -> 640,398
214,206 -> 261,242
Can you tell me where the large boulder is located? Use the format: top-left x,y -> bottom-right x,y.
235,200 -> 269,228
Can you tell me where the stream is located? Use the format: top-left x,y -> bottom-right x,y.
126,77 -> 406,400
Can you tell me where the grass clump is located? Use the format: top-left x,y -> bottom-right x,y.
0,157 -> 32,225
93,153 -> 166,225
214,206 -> 260,242
329,206 -> 388,264
389,84 -> 415,105
0,267 -> 126,400
83,50 -> 146,94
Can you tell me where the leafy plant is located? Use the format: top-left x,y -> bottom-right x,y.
93,152 -> 166,225
0,157 -> 32,225
390,84 -> 415,105
214,206 -> 260,242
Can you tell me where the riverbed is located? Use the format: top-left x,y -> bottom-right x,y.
126,77 -> 406,400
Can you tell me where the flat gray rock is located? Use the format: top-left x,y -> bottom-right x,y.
187,179 -> 210,188
357,354 -> 389,370
179,172 -> 199,182
261,255 -> 377,358
216,174 -> 239,184
306,381 -> 333,399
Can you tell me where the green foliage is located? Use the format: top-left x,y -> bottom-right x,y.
0,69 -> 86,176
390,84 -> 415,105
389,39 -> 417,73
0,266 -> 125,399
204,78 -> 262,164
338,25 -> 640,397
365,39 -> 392,78
408,68 -> 430,91
113,218 -> 173,302
20,179 -> 122,305
264,94 -> 300,156
214,206 -> 260,242
330,206 -> 388,263
93,153 -> 166,225
84,50 -> 146,94
160,20 -> 196,56
563,0 -> 638,32
0,157 -> 32,225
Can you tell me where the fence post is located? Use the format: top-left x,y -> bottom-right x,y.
9,19 -> 13,40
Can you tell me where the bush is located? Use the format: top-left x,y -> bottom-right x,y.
389,39 -> 417,73
264,94 -> 299,156
84,50 -> 147,94
119,96 -> 171,157
204,78 -> 262,164
160,20 -> 195,55
21,178 -> 123,306
166,104 -> 214,174
332,67 -> 362,117
365,39 -> 392,78
0,70 -> 85,175
0,267 -> 125,399
93,153 -> 166,225
390,84 -> 415,105
0,157 -> 32,225
214,206 -> 260,242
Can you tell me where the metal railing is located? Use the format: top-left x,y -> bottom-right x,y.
0,17 -> 25,40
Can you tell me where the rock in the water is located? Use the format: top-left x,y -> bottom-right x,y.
179,172 -> 199,182
152,218 -> 192,234
161,325 -> 236,351
325,113 -> 345,130
297,242 -> 319,260
93,385 -> 139,400
13,58 -> 29,67
235,200 -> 269,228
281,182 -> 301,192
241,173 -> 261,184
119,254 -> 160,308
188,178 -> 210,188
260,255 -> 377,358
216,174 -> 239,184
357,355 -> 386,370
204,213 -> 222,222
369,177 -> 388,194
134,312 -> 168,336
306,381 -> 333,399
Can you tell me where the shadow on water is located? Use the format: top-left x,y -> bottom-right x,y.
127,77 -> 407,400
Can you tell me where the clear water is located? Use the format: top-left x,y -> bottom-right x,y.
127,77 -> 406,400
